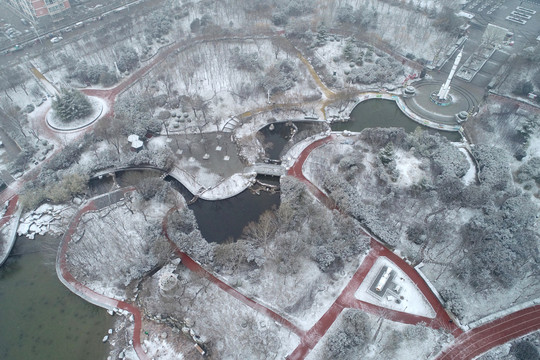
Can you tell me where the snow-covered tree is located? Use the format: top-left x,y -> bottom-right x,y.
116,46 -> 139,73
52,89 -> 93,123
323,310 -> 372,359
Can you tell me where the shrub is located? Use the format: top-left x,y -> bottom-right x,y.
260,59 -> 298,95
512,341 -> 540,360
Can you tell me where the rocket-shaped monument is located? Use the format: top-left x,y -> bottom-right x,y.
436,49 -> 463,101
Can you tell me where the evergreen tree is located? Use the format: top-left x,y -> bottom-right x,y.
379,142 -> 395,165
52,89 -> 93,123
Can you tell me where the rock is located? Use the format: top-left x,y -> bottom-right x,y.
17,222 -> 31,235
161,332 -> 167,339
38,227 -> 47,236
184,318 -> 194,327
35,203 -> 53,214
73,197 -> 83,205
35,214 -> 53,226
108,328 -> 113,335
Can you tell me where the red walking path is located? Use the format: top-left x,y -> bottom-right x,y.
4,32 -> 539,359
436,305 -> 540,360
57,189 -> 149,360
50,129 -> 540,360
161,207 -> 305,338
286,135 -> 460,359
0,195 -> 18,227
286,239 -> 462,360
286,133 -> 540,359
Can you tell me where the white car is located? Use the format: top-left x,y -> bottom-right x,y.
50,36 -> 63,43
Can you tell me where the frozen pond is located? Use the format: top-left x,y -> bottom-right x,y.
91,169 -> 281,244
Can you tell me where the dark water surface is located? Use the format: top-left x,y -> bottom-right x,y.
0,235 -> 111,360
331,99 -> 462,142
167,176 -> 280,243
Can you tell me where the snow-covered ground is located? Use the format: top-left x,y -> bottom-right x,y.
66,196 -> 171,300
233,251 -> 369,331
307,309 -> 452,360
119,38 -> 321,133
355,256 -> 436,318
138,261 -> 300,359
458,146 -> 477,186
394,149 -> 426,188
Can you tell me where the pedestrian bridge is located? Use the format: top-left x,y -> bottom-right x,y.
248,163 -> 286,177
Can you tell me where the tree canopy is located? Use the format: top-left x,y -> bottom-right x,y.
52,89 -> 93,123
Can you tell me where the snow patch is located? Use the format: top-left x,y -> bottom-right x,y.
395,149 -> 425,187
355,257 -> 436,318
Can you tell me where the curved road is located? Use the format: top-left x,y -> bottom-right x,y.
286,136 -> 461,359
56,188 -> 148,360
436,306 -> 540,360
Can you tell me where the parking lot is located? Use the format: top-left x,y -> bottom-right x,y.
465,0 -> 540,50
0,4 -> 36,49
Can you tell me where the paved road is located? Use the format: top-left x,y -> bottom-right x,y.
436,305 -> 540,360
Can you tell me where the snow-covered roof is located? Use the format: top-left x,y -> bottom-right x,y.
131,139 -> 143,149
128,134 -> 139,143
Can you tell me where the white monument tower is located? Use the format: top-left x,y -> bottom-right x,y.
437,49 -> 463,101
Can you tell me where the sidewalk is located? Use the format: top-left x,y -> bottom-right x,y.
0,195 -> 21,266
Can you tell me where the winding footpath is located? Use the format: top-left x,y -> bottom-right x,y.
52,134 -> 540,360
3,26 -> 540,360
285,137 -> 461,359
161,208 -> 305,338
286,135 -> 540,359
56,188 -> 149,360
435,306 -> 540,360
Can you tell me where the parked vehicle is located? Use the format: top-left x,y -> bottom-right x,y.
50,36 -> 63,43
